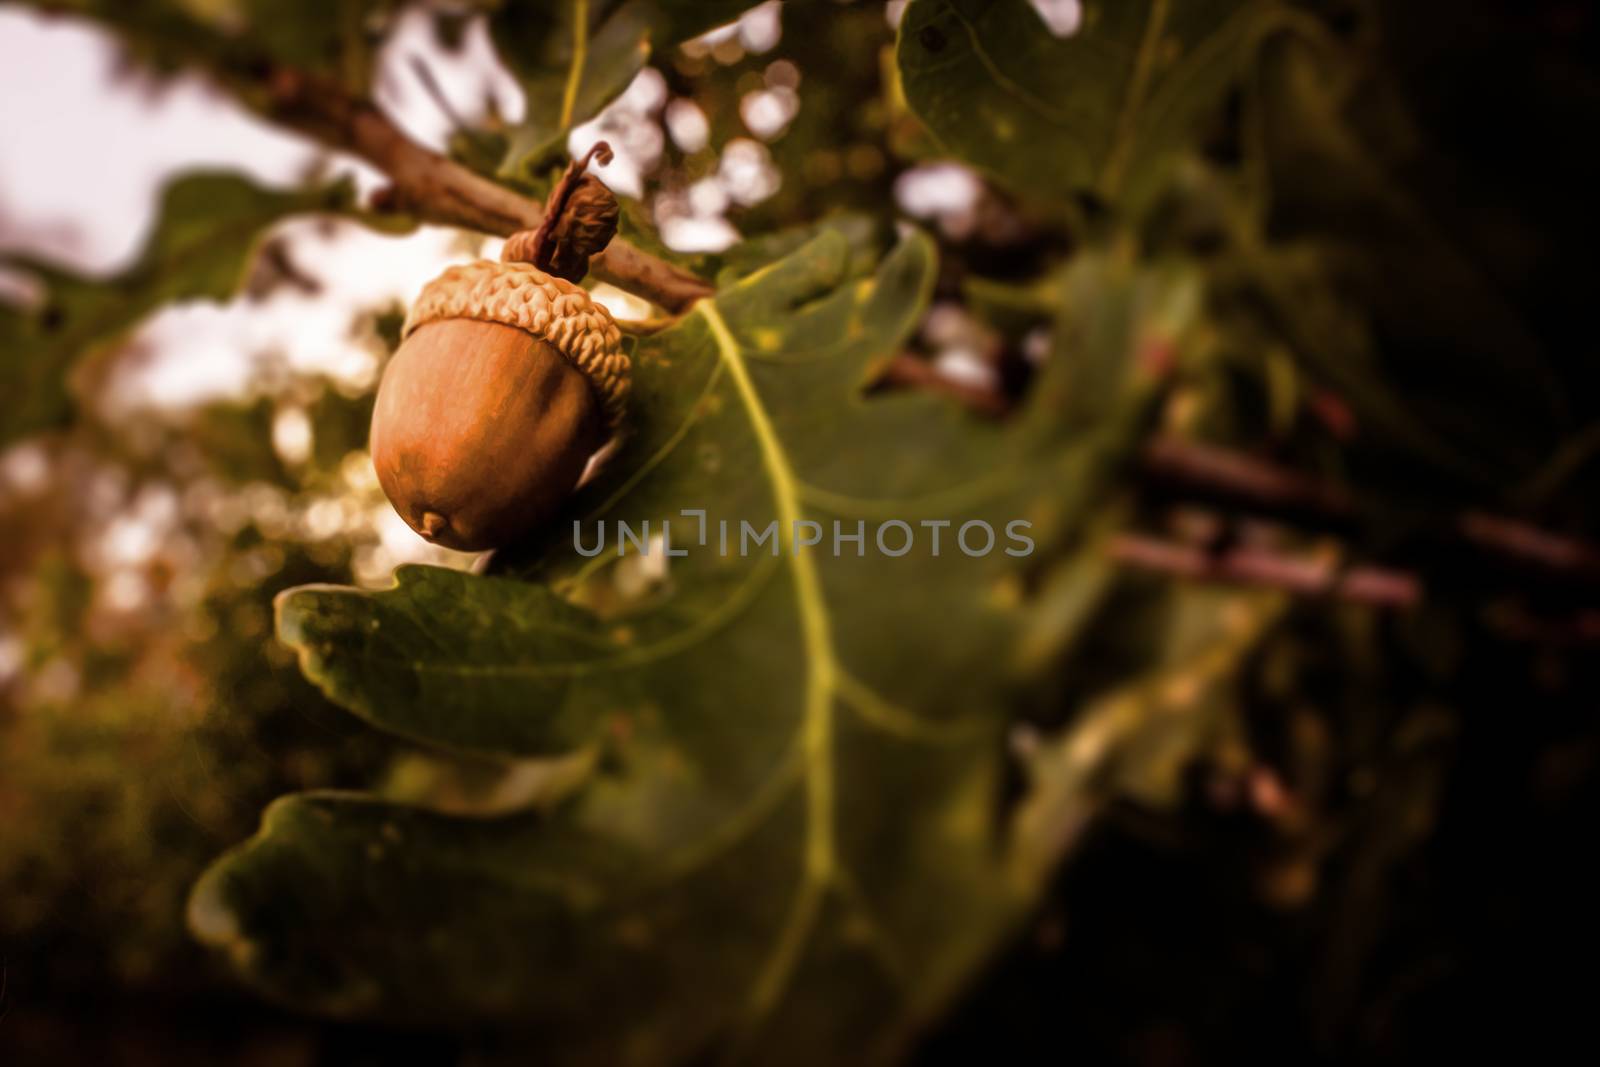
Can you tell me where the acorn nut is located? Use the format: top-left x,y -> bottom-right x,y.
370,260 -> 629,551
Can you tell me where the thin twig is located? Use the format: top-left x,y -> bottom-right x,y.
1456,512 -> 1600,580
408,55 -> 468,133
1140,437 -> 1354,528
1109,535 -> 1422,607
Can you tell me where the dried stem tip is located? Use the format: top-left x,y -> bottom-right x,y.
502,142 -> 621,282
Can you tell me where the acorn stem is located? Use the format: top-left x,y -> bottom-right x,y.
506,141 -> 617,274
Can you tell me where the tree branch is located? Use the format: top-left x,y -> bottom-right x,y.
261,67 -> 712,312
1139,438 -> 1355,531
1109,535 -> 1421,607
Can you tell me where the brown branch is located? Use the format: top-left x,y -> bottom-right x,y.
261,68 -> 711,312
1140,438 -> 1354,529
1456,512 -> 1600,579
1109,535 -> 1422,607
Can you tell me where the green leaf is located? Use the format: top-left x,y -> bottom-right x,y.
190,234 -> 1197,1060
0,172 -> 351,446
896,0 -> 1271,205
710,214 -> 888,289
243,0 -> 395,87
493,0 -> 755,177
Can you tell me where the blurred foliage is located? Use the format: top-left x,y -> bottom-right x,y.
0,174 -> 355,446
898,0 -> 1269,208
0,376 -> 395,1050
2,1 -> 1600,1065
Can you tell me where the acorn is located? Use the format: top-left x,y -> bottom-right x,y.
370,145 -> 628,552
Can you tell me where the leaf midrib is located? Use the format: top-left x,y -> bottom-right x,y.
696,300 -> 840,1021
558,0 -> 589,131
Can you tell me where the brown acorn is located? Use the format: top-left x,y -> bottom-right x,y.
370,260 -> 628,551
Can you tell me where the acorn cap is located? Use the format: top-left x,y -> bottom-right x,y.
402,260 -> 630,429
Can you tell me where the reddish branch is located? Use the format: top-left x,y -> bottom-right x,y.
1109,535 -> 1421,607
1455,512 -> 1600,581
1139,438 -> 1355,529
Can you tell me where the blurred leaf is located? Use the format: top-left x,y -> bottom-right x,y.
21,1 -> 398,84
189,234 -> 1190,1061
183,398 -> 294,487
962,271 -> 1061,336
896,0 -> 1271,206
710,213 -> 887,287
232,0 -> 395,86
1011,582 -> 1283,887
492,0 -> 755,177
0,173 -> 352,446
